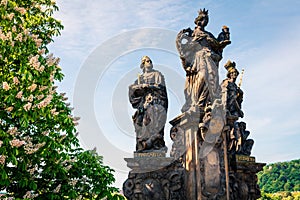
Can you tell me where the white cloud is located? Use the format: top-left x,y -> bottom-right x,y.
53,0 -> 193,49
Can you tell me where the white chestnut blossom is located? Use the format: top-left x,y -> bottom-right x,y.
23,102 -> 32,111
27,83 -> 37,92
2,82 -> 10,91
23,191 -> 38,199
6,31 -> 12,41
7,127 -> 18,135
29,55 -> 41,70
10,139 -> 25,148
24,141 -> 46,154
51,108 -> 59,115
37,95 -> 53,108
5,106 -> 13,112
1,0 -> 7,6
27,94 -> 34,102
15,33 -> 23,42
0,31 -> 6,40
54,184 -> 61,193
12,25 -> 17,32
38,48 -> 46,55
7,13 -> 14,20
13,77 -> 19,85
69,179 -> 78,187
37,94 -> 44,100
14,7 -> 26,15
16,91 -> 23,99
39,85 -> 48,91
0,155 -> 6,165
46,53 -> 60,66
65,165 -> 72,170
42,131 -> 49,136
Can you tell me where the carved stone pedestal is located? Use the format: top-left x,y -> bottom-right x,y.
170,110 -> 229,200
229,155 -> 266,200
123,153 -> 186,200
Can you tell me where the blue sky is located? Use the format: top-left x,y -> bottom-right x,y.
49,0 -> 300,188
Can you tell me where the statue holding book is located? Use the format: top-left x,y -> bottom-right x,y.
128,56 -> 168,152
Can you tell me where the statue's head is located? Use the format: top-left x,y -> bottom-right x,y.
194,8 -> 209,28
222,25 -> 229,33
140,56 -> 153,72
224,60 -> 239,80
239,122 -> 246,130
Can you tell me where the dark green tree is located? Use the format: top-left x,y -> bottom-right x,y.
258,159 -> 300,193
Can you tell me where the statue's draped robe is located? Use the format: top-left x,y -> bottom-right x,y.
129,70 -> 168,151
177,30 -> 222,112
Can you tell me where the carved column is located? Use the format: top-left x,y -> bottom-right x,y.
170,110 -> 229,200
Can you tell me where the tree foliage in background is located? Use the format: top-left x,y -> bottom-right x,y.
0,0 -> 125,199
258,159 -> 300,194
259,191 -> 300,200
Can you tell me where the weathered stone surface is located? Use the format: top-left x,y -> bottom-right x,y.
129,56 -> 168,153
229,158 -> 265,200
123,160 -> 186,200
170,112 -> 228,200
125,154 -> 174,173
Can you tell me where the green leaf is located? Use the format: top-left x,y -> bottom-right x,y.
30,181 -> 37,190
11,155 -> 18,166
1,170 -> 8,180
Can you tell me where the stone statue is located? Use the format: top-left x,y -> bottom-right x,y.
237,122 -> 254,156
228,121 -> 254,156
129,56 -> 168,152
170,126 -> 185,161
217,26 -> 230,43
221,60 -> 244,119
176,8 -> 231,112
217,25 -> 231,55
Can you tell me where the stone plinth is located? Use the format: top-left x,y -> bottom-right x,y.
125,152 -> 173,173
123,152 -> 186,200
229,155 -> 265,200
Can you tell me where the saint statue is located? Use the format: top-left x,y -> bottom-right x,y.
176,8 -> 231,112
221,60 -> 244,118
228,122 -> 254,156
129,56 -> 168,152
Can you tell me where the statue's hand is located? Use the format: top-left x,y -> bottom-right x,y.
131,84 -> 142,90
219,40 -> 231,48
131,84 -> 149,90
142,83 -> 149,88
132,83 -> 159,90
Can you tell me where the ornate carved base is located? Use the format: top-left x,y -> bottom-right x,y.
123,154 -> 186,200
229,155 -> 266,200
170,111 -> 229,200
